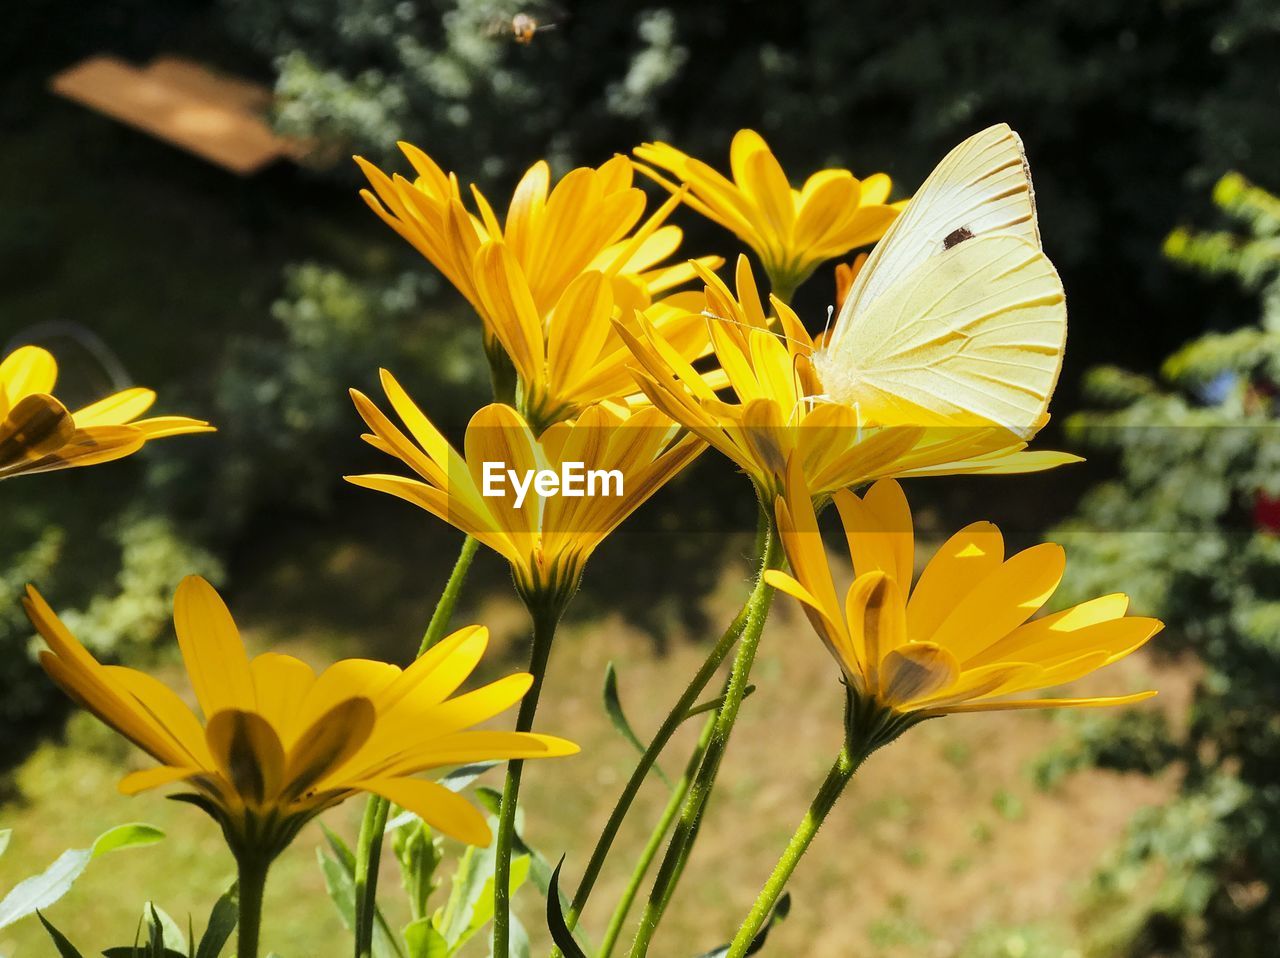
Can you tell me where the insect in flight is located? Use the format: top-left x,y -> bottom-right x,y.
487,7 -> 565,44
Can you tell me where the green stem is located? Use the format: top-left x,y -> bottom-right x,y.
353,534 -> 478,958
235,852 -> 269,958
493,600 -> 562,957
353,797 -> 391,958
725,690 -> 920,957
628,524 -> 782,957
419,535 -> 480,655
598,708 -> 718,958
725,745 -> 857,957
559,592 -> 754,936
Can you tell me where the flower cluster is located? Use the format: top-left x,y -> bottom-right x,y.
14,124 -> 1164,958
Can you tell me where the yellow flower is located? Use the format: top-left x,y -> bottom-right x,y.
633,130 -> 902,299
347,371 -> 705,608
356,148 -> 721,429
24,576 -> 576,856
1,345 -> 212,480
767,465 -> 1161,720
619,256 -> 1079,501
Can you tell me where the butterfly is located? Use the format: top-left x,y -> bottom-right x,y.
810,124 -> 1065,438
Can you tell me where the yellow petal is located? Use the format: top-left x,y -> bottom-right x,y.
548,271 -> 613,395
0,394 -> 74,471
0,345 -> 57,405
473,242 -> 545,383
922,690 -> 1158,717
846,571 -> 907,691
878,642 -> 961,709
71,388 -> 156,426
354,776 -> 491,846
249,653 -> 318,747
833,480 -> 912,587
906,521 -> 1005,642
286,697 -> 377,796
205,709 -> 286,805
365,730 -> 580,780
173,576 -> 255,719
118,765 -> 199,796
105,665 -> 214,769
928,544 -> 1066,662
379,625 -> 489,712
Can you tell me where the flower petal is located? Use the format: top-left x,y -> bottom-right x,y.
355,777 -> 492,846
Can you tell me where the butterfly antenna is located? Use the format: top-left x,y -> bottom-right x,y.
700,309 -> 814,353
821,305 -> 835,345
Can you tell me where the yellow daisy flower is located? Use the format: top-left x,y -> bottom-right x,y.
356,147 -> 721,429
618,256 -> 1079,501
1,345 -> 212,480
347,371 -> 705,609
633,130 -> 902,300
767,464 -> 1161,723
24,576 -> 576,855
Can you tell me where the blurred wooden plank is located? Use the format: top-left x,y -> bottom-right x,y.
145,57 -> 274,113
49,55 -> 295,175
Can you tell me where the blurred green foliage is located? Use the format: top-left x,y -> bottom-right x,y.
1049,174 -> 1280,955
224,0 -> 1280,378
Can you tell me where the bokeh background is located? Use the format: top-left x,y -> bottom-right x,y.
3,1 -> 1280,955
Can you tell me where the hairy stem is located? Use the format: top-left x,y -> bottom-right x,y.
493,600 -> 562,956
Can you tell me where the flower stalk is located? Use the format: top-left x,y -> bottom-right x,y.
493,596 -> 565,956
724,689 -> 916,957
628,522 -> 782,956
235,850 -> 271,958
353,533 -> 481,958
559,598 -> 752,938
598,706 -> 718,958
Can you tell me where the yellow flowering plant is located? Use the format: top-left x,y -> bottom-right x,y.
634,129 -> 903,301
1,344 -> 211,480
23,576 -> 576,957
9,120 -> 1170,958
713,463 -> 1161,955
345,369 -> 706,952
357,147 -> 722,430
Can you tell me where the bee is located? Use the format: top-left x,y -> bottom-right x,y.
486,6 -> 564,44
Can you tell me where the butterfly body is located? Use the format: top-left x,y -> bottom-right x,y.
811,124 -> 1065,438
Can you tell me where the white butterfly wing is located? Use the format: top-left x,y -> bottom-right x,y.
815,235 -> 1065,436
828,123 -> 1040,350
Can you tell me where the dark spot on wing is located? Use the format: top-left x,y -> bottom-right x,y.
942,226 -> 974,250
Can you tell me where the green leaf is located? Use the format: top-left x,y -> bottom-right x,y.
321,823 -> 358,871
462,793 -> 586,951
146,902 -> 188,954
694,892 -> 792,957
402,917 -> 449,958
194,884 -> 238,958
603,662 -> 669,785
0,823 -> 165,930
0,828 -> 11,859
505,910 -> 532,958
393,821 -> 442,922
458,855 -> 529,950
544,858 -> 588,958
316,846 -> 404,958
686,684 -> 757,720
91,824 -> 166,859
36,911 -> 87,958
